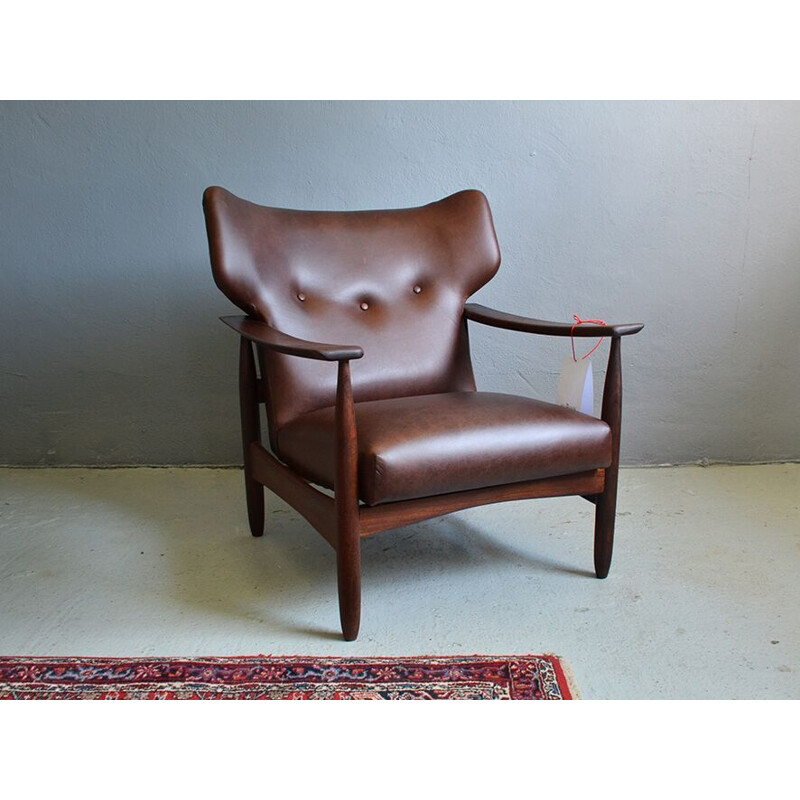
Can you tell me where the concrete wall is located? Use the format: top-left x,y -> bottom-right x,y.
2,101 -> 799,466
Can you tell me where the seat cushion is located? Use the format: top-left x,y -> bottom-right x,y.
276,391 -> 612,506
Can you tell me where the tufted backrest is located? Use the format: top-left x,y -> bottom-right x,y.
203,187 -> 501,442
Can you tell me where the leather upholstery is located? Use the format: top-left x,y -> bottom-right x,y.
277,392 -> 612,506
203,188 -> 501,447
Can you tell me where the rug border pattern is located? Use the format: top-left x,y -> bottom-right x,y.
0,654 -> 576,700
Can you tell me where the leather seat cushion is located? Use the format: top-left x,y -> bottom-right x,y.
276,392 -> 612,506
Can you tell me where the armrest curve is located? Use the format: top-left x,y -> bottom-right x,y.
464,303 -> 644,338
221,316 -> 364,361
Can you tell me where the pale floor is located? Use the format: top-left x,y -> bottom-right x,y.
0,464 -> 797,699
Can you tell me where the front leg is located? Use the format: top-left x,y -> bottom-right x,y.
594,336 -> 622,578
334,360 -> 361,640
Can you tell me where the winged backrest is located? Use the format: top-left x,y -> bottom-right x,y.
203,187 -> 501,439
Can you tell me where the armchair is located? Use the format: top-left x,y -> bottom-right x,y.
203,187 -> 643,640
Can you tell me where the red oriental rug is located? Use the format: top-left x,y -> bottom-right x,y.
0,654 -> 577,700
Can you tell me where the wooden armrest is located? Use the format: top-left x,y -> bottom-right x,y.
465,303 -> 644,338
221,316 -> 364,361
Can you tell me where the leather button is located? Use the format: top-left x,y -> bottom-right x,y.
297,292 -> 306,302
413,285 -> 422,294
360,301 -> 369,311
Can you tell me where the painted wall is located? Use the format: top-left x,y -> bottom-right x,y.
2,101 -> 799,465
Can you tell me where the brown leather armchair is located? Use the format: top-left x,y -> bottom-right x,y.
203,187 -> 643,640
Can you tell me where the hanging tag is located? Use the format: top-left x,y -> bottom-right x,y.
555,314 -> 606,416
556,356 -> 594,414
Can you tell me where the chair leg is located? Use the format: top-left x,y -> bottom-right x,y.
334,360 -> 361,640
594,336 -> 622,578
593,466 -> 618,578
337,526 -> 361,641
239,337 -> 265,538
244,474 -> 265,539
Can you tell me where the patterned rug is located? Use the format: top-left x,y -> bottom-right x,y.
0,654 -> 576,699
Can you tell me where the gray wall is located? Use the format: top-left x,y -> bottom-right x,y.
2,101 -> 799,466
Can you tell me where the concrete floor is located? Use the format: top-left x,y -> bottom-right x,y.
0,464 -> 797,699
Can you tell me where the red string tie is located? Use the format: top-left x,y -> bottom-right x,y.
570,314 -> 606,362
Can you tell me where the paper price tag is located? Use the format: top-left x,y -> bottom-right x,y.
555,313 -> 606,416
556,355 -> 594,416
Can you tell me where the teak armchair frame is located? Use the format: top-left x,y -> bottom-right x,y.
225,309 -> 642,641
